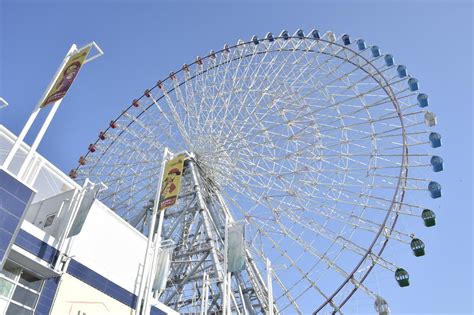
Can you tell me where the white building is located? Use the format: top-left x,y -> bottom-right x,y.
0,124 -> 177,315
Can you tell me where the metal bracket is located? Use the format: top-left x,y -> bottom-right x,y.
77,41 -> 104,64
0,97 -> 8,108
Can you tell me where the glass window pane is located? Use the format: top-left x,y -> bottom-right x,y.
0,278 -> 14,298
11,286 -> 38,308
6,302 -> 33,315
2,265 -> 20,281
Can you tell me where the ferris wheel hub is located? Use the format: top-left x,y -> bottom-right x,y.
191,135 -> 236,187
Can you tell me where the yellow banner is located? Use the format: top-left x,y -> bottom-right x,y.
159,154 -> 185,210
41,46 -> 91,108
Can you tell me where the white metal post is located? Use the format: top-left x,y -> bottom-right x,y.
137,148 -> 169,315
19,42 -> 105,183
200,272 -> 207,315
53,179 -> 90,271
201,272 -> 209,314
0,98 -> 8,108
223,216 -> 229,314
266,258 -> 273,315
227,272 -> 232,314
142,208 -> 166,314
2,44 -> 77,172
18,98 -> 62,181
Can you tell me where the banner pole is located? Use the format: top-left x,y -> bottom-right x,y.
142,207 -> 166,314
137,148 -> 170,314
267,258 -> 274,315
143,150 -> 186,314
2,44 -> 77,173
18,98 -> 61,181
223,216 -> 229,314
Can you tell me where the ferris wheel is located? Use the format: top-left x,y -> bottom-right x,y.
71,29 -> 443,314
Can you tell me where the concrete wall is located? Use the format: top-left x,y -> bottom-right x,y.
51,274 -> 134,315
67,199 -> 147,296
25,189 -> 76,238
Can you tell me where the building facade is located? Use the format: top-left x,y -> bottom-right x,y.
0,125 -> 177,315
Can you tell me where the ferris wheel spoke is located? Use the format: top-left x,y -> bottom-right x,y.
100,173 -> 158,213
159,88 -> 195,148
146,92 -> 174,125
216,40 -> 310,140
210,47 -> 253,138
223,172 -> 416,224
284,210 -> 410,263
196,57 -> 237,137
298,77 -> 406,122
201,43 -> 261,135
220,189 -> 336,313
245,241 -> 303,314
271,215 -> 382,299
246,215 -> 343,312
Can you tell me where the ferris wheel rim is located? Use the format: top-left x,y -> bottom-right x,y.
73,32 -> 417,313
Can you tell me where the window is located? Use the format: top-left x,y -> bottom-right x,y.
0,279 -> 14,298
6,303 -> 33,315
11,286 -> 38,308
0,263 -> 44,315
44,214 -> 56,228
0,265 -> 19,314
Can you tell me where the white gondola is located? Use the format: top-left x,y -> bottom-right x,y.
425,111 -> 437,127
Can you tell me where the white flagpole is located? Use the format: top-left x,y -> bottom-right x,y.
223,216 -> 230,314
2,44 -> 77,173
18,98 -> 62,181
267,258 -> 274,315
137,148 -> 169,315
142,208 -> 166,314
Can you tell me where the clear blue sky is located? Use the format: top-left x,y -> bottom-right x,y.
1,0 -> 472,314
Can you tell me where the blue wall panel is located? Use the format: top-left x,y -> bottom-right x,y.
0,169 -> 34,268
67,259 -> 138,309
35,277 -> 60,315
14,230 -> 58,265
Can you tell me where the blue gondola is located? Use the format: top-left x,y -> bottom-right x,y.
430,156 -> 444,172
371,46 -> 381,57
266,32 -> 274,42
384,54 -> 394,66
408,78 -> 419,91
357,39 -> 366,50
417,93 -> 429,107
429,132 -> 442,148
342,34 -> 351,45
310,29 -> 320,39
397,65 -> 407,78
428,181 -> 442,199
296,29 -> 304,39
